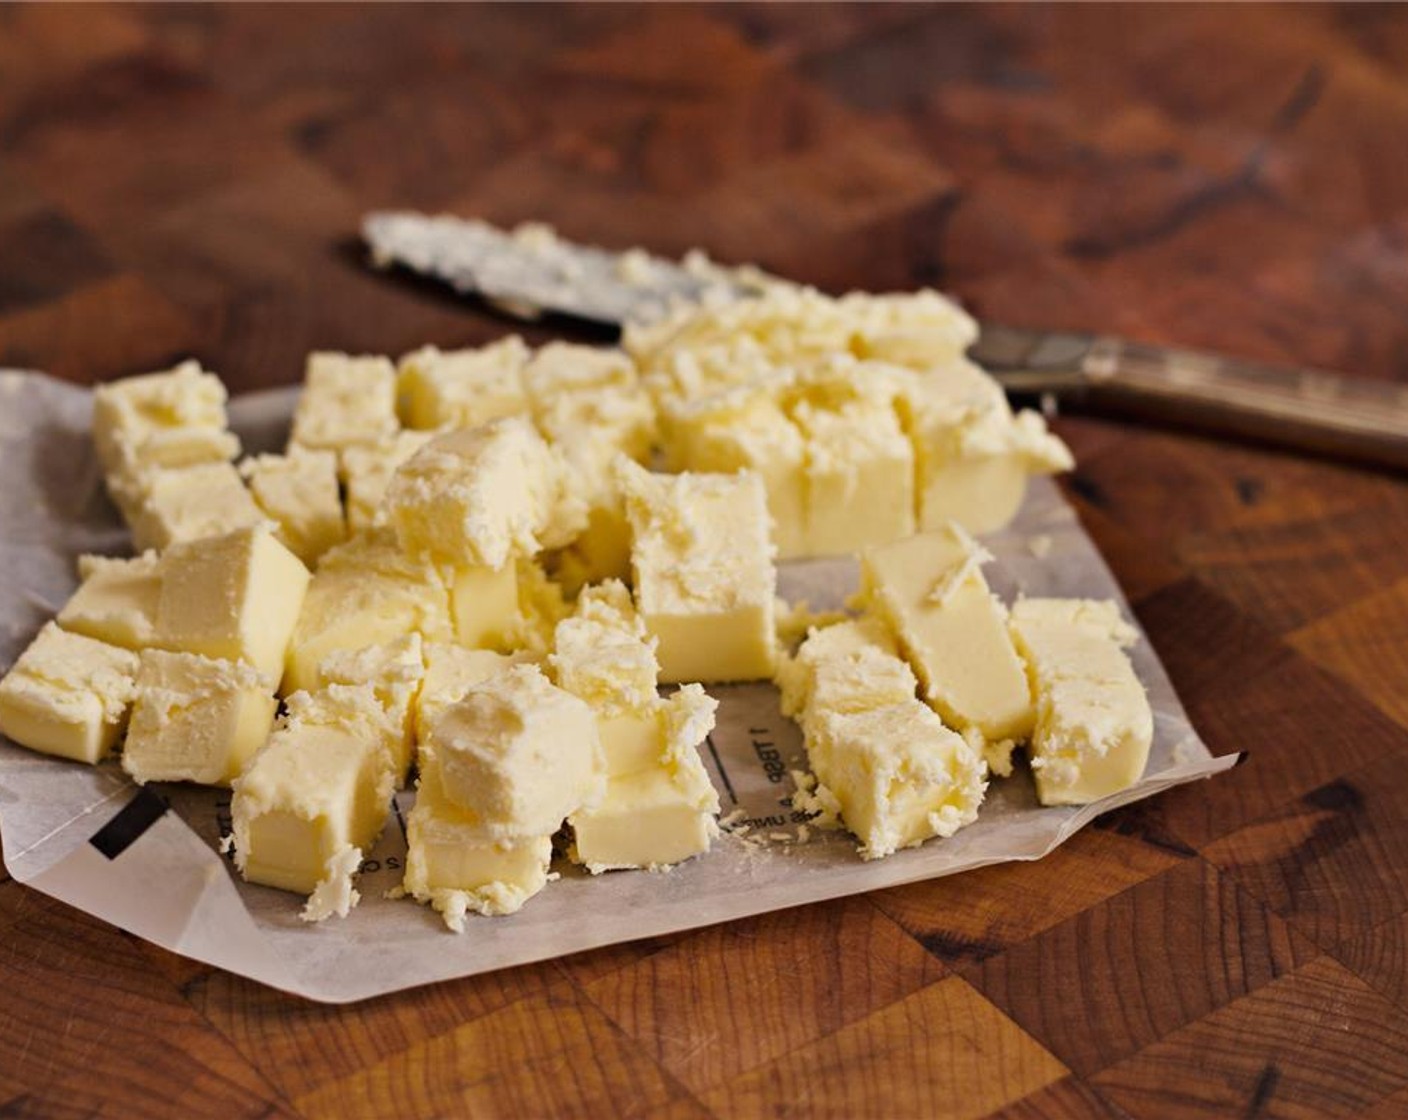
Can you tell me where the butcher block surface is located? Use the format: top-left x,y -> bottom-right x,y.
2,5 -> 1407,1117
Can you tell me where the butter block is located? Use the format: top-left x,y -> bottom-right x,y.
1010,598 -> 1153,806
569,682 -> 720,871
888,362 -> 1073,535
290,352 -> 399,453
317,633 -> 424,781
239,450 -> 346,566
124,461 -> 268,552
231,684 -> 395,911
92,360 -> 240,485
416,644 -> 529,744
404,765 -> 553,927
57,551 -> 162,649
664,380 -> 808,558
122,650 -> 276,786
0,622 -> 139,763
550,580 -> 661,777
424,664 -> 603,838
777,617 -> 916,722
860,525 -> 1032,742
157,524 -> 310,682
571,764 -> 717,872
341,430 -> 436,532
449,561 -> 520,650
383,418 -> 585,569
793,390 -> 914,557
284,529 -> 451,695
397,337 -> 530,430
808,702 -> 986,859
549,581 -> 657,712
618,459 -> 777,683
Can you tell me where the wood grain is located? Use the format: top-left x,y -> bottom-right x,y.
1,4 -> 1406,1116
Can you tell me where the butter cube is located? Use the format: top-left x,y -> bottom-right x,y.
231,686 -> 395,910
619,460 -> 778,683
290,352 -> 398,453
121,650 -> 276,786
1010,599 -> 1153,806
425,664 -> 603,838
808,702 -> 986,859
397,337 -> 529,430
341,430 -> 436,532
777,618 -> 917,722
571,764 -> 717,872
239,450 -> 346,567
449,561 -> 520,650
384,418 -> 585,569
0,623 -> 139,763
549,581 -> 657,712
92,360 -> 239,485
284,529 -> 451,695
317,633 -> 424,781
522,342 -> 638,403
57,551 -> 162,649
124,461 -> 268,552
416,644 -> 529,744
569,683 -> 720,871
157,524 -> 310,682
404,766 -> 553,927
664,382 -> 808,559
861,525 -> 1032,742
530,362 -> 656,591
888,362 -> 1073,535
795,395 -> 914,557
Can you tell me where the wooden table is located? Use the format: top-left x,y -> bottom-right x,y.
3,5 -> 1407,1116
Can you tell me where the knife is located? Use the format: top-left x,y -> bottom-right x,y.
362,211 -> 1408,472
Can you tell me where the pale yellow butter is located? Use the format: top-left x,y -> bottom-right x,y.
157,524 -> 310,683
618,459 -> 777,683
415,644 -> 530,744
124,460 -> 268,552
239,449 -> 346,566
383,418 -> 585,569
317,633 -> 425,782
341,430 -> 436,532
289,352 -> 399,453
92,360 -> 240,489
861,525 -> 1033,742
776,617 -> 917,722
549,580 -> 660,777
886,361 -> 1073,536
806,702 -> 986,860
569,683 -> 720,871
424,663 -> 603,838
122,650 -> 276,786
397,337 -> 530,430
663,378 -> 808,559
793,387 -> 915,557
231,683 -> 395,914
403,763 -> 553,928
0,622 -> 139,764
1010,598 -> 1153,806
283,529 -> 451,695
57,551 -> 162,649
448,561 -> 520,650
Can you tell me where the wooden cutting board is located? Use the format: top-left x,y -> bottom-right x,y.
2,5 -> 1406,1116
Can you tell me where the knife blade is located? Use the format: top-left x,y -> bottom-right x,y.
363,210 -> 1408,471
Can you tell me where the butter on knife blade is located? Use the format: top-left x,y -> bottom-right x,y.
362,211 -> 1408,471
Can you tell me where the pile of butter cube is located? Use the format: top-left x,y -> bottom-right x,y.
0,285 -> 1152,929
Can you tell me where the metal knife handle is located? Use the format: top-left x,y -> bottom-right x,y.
1082,337 -> 1408,471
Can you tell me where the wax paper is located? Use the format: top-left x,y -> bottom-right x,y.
0,370 -> 1235,1003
